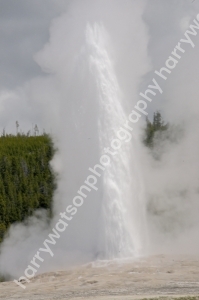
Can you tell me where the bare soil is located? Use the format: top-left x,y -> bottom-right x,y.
1,254 -> 199,300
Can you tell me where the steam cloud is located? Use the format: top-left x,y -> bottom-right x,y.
0,0 -> 199,280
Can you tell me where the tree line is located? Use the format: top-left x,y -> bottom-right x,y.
0,134 -> 56,243
0,112 -> 167,243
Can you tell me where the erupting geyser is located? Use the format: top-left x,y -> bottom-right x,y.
86,23 -> 147,258
0,0 -> 150,279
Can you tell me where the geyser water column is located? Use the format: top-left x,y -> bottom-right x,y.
86,23 -> 147,259
0,1 -> 150,279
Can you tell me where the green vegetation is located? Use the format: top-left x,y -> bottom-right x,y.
0,134 -> 56,243
0,111 -> 168,244
0,275 -> 5,282
143,111 -> 168,148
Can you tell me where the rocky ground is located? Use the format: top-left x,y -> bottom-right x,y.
0,255 -> 199,300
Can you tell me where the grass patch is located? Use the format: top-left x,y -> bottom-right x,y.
0,275 -> 6,282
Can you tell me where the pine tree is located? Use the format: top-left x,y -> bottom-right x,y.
143,111 -> 168,148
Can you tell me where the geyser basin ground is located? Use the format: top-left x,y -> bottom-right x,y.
1,254 -> 199,299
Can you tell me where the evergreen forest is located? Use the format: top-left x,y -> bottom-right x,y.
0,112 -> 167,243
0,134 -> 55,243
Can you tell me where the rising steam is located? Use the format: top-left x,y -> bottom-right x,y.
0,0 -> 150,279
0,0 -> 199,281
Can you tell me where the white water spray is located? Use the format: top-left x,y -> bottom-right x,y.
0,0 -> 151,279
86,23 -> 147,259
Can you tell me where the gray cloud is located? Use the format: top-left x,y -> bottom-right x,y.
0,0 -> 70,89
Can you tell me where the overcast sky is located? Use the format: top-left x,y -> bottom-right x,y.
0,0 -> 70,89
0,0 -> 199,132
